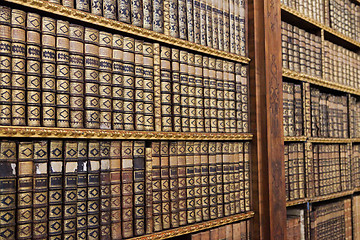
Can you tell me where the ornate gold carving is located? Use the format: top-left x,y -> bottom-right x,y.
284,136 -> 307,142
310,190 -> 354,203
4,0 -> 250,64
309,137 -> 352,143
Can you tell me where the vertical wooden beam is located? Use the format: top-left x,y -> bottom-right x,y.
248,0 -> 286,238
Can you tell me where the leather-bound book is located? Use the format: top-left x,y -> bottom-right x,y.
76,141 -> 88,240
234,0 -> 241,55
208,58 -> 217,132
202,57 -> 211,133
163,0 -> 170,36
76,0 -> 90,12
151,142 -> 162,232
218,225 -> 227,240
26,12 -> 41,127
223,0 -> 230,52
153,43 -> 162,131
235,63 -> 243,133
208,142 -> 217,219
192,232 -> 201,240
186,141 -> 196,224
284,144 -> 289,201
145,146 -> 154,234
194,54 -> 204,132
194,142 -> 203,222
200,0 -> 206,45
48,140 -> 63,239
100,141 -> 111,239
87,141 -> 101,239
187,0 -> 195,42
131,0 -> 143,27
103,0 -> 116,19
201,230 -> 210,240
112,34 -> 124,130
297,143 -> 305,199
240,65 -> 249,132
228,63 -> 237,133
234,143 -> 241,213
205,0 -> 213,48
216,142 -> 224,218
200,141 -> 210,221
11,9 -> 26,126
244,142 -> 250,211
121,141 -> 134,238
0,141 -> 16,239
238,142 -> 245,212
194,0 -> 201,44
177,141 -> 187,225
188,53 -> 197,132
133,141 -> 146,236
143,0 -> 152,30
143,42 -> 154,131
217,0 -> 224,51
134,39 -> 144,131
229,142 -> 236,215
160,46 -> 172,132
180,50 -> 189,132
226,223 -> 233,240
152,0 -> 164,33
178,0 -> 187,40
160,141 -> 171,229
99,31 -> 113,130
117,0 -> 131,23
171,48 -> 181,132
229,0 -> 236,53
169,141 -> 180,228
222,142 -> 231,216
215,59 -> 225,132
84,28 -> 100,129
110,141 -> 122,239
210,227 -> 219,240
223,62 -> 230,132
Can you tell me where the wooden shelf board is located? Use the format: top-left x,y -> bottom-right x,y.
0,126 -> 253,140
310,190 -> 354,203
3,0 -> 250,64
308,138 -> 352,143
284,136 -> 307,142
283,69 -> 360,96
351,139 -> 360,143
286,199 -> 308,207
129,212 -> 255,240
281,4 -> 360,49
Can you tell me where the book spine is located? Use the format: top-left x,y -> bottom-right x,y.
298,143 -> 305,199
112,34 -> 124,130
76,141 -> 88,239
171,48 -> 181,132
160,46 -> 172,132
235,63 -> 243,133
178,0 -> 187,40
123,37 -> 135,131
292,26 -> 300,73
223,0 -> 230,52
153,0 -> 164,33
134,40 -> 144,131
195,54 -> 204,132
109,141 -> 122,239
84,28 -> 100,129
203,57 -> 211,133
238,142 -> 245,212
188,53 -> 197,132
200,142 -> 209,220
229,63 -> 236,133
239,0 -> 246,56
205,0 -> 213,48
229,0 -> 235,53
117,0 -> 131,23
240,65 -> 249,132
180,50 -> 189,132
153,43 -> 162,131
26,13 -> 42,127
76,0 -> 90,12
234,0 -> 240,55
244,142 -> 250,211
99,32 -> 113,130
216,60 -> 224,132
177,141 -> 187,225
229,142 -> 236,215
217,0 -> 224,51
208,142 -> 217,219
63,0 -> 75,8
194,0 -> 201,44
223,62 -> 231,132
103,0 -> 117,19
99,141 -> 111,239
234,143 -> 241,213
186,141 -> 195,224
63,141 -> 78,240
169,0 -> 179,38
151,142 -> 162,232
193,142 -> 202,222
222,142 -> 231,216
169,141 -> 179,228
48,140 -> 63,239
160,141 -> 170,229
0,141 -> 17,238
133,141 -> 146,236
187,0 -> 195,42
131,0 -> 143,27
87,141 -> 101,239
200,0 -> 206,46
288,82 -> 295,137
91,0 -> 103,15
143,42 -> 155,131
209,58 -> 217,132
215,142 -> 224,218
121,141 -> 134,238
11,9 -> 26,126
212,0 -> 218,49
284,144 -> 289,201
145,146 -> 154,234
143,0 -> 153,30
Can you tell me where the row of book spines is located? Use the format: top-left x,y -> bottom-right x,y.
323,40 -> 360,89
282,81 -> 303,137
281,21 -> 322,78
280,0 -> 325,25
42,0 -> 247,56
190,219 -> 250,240
284,143 -> 305,201
349,97 -> 360,138
310,88 -> 348,138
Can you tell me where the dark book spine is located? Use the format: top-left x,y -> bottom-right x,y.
151,142 -> 162,232
145,146 -> 154,234
84,28 -> 100,129
187,0 -> 195,42
180,50 -> 189,132
178,0 -> 187,40
143,0 -> 153,30
209,58 -> 217,132
11,9 -> 26,126
109,141 -> 122,239
26,13 -> 42,127
222,142 -> 231,216
0,141 -> 17,239
216,60 -> 224,132
134,40 -> 144,131
171,48 -> 181,132
294,83 -> 303,136
281,22 -> 288,70
195,54 -> 204,132
177,141 -> 187,225
244,142 -> 250,211
63,141 -> 78,240
112,34 -> 124,130
100,141 -> 111,239
99,32 -> 113,130
284,144 -> 289,201
288,82 -> 294,137
103,0 -> 117,19
131,0 -> 143,27
215,142 -> 224,218
133,141 -> 146,236
169,142 -> 179,228
76,141 -> 88,239
234,143 -> 241,213
193,142 -> 203,222
160,142 -> 170,229
117,0 -> 131,23
298,143 -> 305,199
188,53 -> 196,132
200,142 -> 209,220
123,37 -> 135,131
48,140 -> 63,239
160,46 -> 172,132
121,141 -> 134,238
208,142 -> 217,219
153,0 -> 164,33
143,42 -> 155,131
194,0 -> 201,44
87,141 -> 101,239
153,43 -> 162,131
203,57 -> 211,133
186,141 -> 195,224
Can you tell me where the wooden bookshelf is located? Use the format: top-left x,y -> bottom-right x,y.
286,199 -> 308,207
284,136 -> 307,142
129,212 -> 255,240
310,190 -> 355,203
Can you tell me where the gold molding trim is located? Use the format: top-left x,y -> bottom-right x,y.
129,212 -> 255,240
310,190 -> 354,203
0,126 -> 254,140
281,4 -> 360,48
286,199 -> 308,207
308,137 -> 352,143
4,0 -> 250,64
284,136 -> 307,142
283,69 -> 360,96
351,138 -> 360,143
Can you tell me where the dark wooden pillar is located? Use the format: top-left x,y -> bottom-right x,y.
248,0 -> 287,238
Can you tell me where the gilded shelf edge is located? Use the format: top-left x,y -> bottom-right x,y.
286,199 -> 308,207
129,212 -> 255,240
310,190 -> 355,203
4,0 -> 250,64
308,137 -> 352,143
284,136 -> 307,142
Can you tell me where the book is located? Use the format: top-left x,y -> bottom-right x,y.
208,58 -> 217,132
215,142 -> 224,218
160,46 -> 172,132
186,141 -> 195,224
76,0 -> 90,12
177,141 -> 187,225
145,146 -> 154,234
134,39 -> 144,131
131,0 -> 143,27
171,48 -> 181,132
153,43 -> 162,131
153,0 -> 164,33
200,141 -> 210,220
99,141 -> 111,239
178,0 -> 187,40
193,142 -> 203,222
188,53 -> 197,132
194,54 -> 204,132
112,34 -> 124,130
194,0 -> 201,44
160,141 -> 170,229
103,0 -> 117,19
180,50 -> 189,132
143,42 -> 154,131
151,142 -> 162,232
203,56 -> 211,133
187,0 -> 194,42
118,0 -> 131,23
76,141 -> 88,239
143,0 -> 152,30
169,141 -> 179,228
208,141 -> 217,219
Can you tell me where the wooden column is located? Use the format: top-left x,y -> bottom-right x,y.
248,0 -> 287,239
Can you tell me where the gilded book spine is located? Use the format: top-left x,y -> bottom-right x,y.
145,146 -> 154,234
160,142 -> 171,229
223,0 -> 230,52
208,142 -> 217,219
26,13 -> 41,127
169,0 -> 179,38
193,142 -> 202,222
134,40 -> 144,131
240,65 -> 248,132
188,53 -> 196,132
195,54 -> 204,132
63,0 -> 75,8
112,34 -> 124,130
200,0 -> 206,46
209,58 -> 217,133
229,0 -> 235,53
76,141 -> 88,239
123,37 -> 135,130
110,141 -> 122,239
143,42 -> 154,131
87,141 -> 101,239
63,141 -> 78,239
163,0 -> 170,35
186,141 -> 195,224
234,0 -> 240,55
48,140 -> 63,239
177,141 -> 187,225
222,142 -> 231,216
99,32 -> 113,130
203,57 -> 211,133
244,142 -> 250,211
229,143 -> 236,215
0,7 -> 11,126
84,28 -> 100,129
103,0 -> 116,19
56,20 -> 71,128
160,46 -> 172,131
187,0 -> 194,42
0,141 -> 17,238
153,43 -> 162,131
171,48 -> 181,132
216,60 -> 224,133
91,0 -> 103,15
239,0 -> 246,56
212,0 -> 218,49
99,141 -> 111,239
151,142 -> 162,231
117,0 -> 131,23
223,62 -> 231,132
217,0 -> 224,51
153,0 -> 164,33
169,141 -> 179,228
133,141 -> 146,236
215,142 -> 224,218
238,142 -> 245,212
205,0 -> 213,48
11,9 -> 26,126
180,50 -> 189,132
143,0 -> 152,30
194,0 -> 201,44
234,143 -> 241,213
178,0 -> 187,40
69,24 -> 85,128
200,142 -> 209,220
228,63 -> 236,133
121,141 -> 134,238
131,0 -> 143,27
76,0 -> 90,12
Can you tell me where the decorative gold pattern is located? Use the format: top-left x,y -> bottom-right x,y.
309,138 -> 352,143
129,212 -> 254,240
0,126 -> 253,140
281,4 -> 360,48
3,0 -> 250,64
284,136 -> 307,142
283,69 -> 360,97
286,199 -> 307,207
